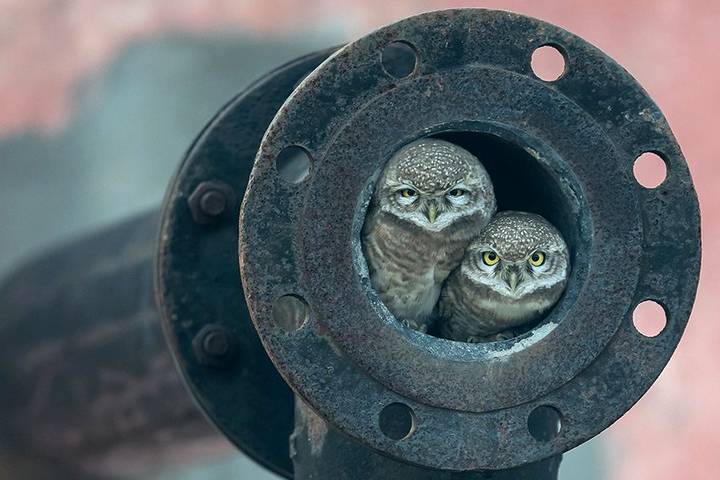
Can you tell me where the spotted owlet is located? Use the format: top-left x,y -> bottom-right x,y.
362,138 -> 496,333
439,211 -> 570,342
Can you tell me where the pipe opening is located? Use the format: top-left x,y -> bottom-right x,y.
360,129 -> 583,344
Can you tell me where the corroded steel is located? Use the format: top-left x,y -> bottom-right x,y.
0,8 -> 701,480
156,48 -> 337,478
0,213 -> 226,478
240,9 -> 701,471
292,398 -> 561,479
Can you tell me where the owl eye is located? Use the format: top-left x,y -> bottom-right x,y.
482,251 -> 500,266
447,188 -> 468,198
529,251 -> 546,267
398,188 -> 417,198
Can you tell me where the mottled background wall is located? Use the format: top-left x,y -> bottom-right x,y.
1,1 -> 717,479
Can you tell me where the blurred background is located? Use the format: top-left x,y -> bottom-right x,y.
0,1 -> 717,479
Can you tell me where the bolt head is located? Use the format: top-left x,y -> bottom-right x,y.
199,189 -> 227,217
203,329 -> 230,356
192,324 -> 234,367
188,181 -> 236,224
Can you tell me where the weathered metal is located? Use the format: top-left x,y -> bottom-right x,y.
192,323 -> 235,367
156,48 -> 337,479
292,398 -> 562,480
240,8 -> 700,472
0,212 -> 228,479
0,8 -> 701,480
188,180 -> 237,224
0,50 -> 337,479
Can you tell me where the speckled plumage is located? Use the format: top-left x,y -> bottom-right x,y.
395,141 -> 471,191
439,211 -> 570,342
362,138 -> 496,332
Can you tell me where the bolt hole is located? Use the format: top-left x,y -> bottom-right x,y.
273,294 -> 309,332
633,152 -> 667,189
633,300 -> 667,337
528,405 -> 562,442
379,402 -> 416,440
531,45 -> 566,82
381,41 -> 418,79
276,146 -> 311,184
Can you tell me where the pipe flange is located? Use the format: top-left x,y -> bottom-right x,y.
240,9 -> 700,471
156,49 -> 335,479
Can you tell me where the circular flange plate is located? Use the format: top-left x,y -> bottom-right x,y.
240,9 -> 700,471
156,49 -> 335,479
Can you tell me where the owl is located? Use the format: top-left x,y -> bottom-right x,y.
439,211 -> 570,342
362,138 -> 496,333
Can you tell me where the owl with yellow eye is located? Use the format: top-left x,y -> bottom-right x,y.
438,211 -> 570,342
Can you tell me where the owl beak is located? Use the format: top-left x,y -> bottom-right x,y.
426,203 -> 439,223
505,269 -> 521,291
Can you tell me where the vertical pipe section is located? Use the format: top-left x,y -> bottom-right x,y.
292,397 -> 561,480
0,211 -> 230,478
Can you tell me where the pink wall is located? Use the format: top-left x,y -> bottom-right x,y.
2,1 -> 717,477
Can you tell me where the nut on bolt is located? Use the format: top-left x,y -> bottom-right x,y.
188,180 -> 236,224
193,324 -> 234,367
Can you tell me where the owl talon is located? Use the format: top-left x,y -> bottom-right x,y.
465,331 -> 514,343
401,319 -> 427,333
489,330 -> 516,342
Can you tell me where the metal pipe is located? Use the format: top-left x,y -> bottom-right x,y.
0,212 -> 561,480
0,210 -> 561,479
238,8 -> 699,474
292,398 -> 561,480
0,10 -> 700,478
0,212 -> 230,478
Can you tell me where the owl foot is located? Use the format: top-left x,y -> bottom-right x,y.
465,335 -> 487,343
400,319 -> 428,333
466,330 -> 515,343
491,330 -> 516,342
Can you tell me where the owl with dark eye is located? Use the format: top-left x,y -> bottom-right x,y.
362,138 -> 496,333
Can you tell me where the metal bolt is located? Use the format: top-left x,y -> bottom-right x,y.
192,324 -> 234,367
199,189 -> 228,217
202,329 -> 230,357
188,180 -> 236,224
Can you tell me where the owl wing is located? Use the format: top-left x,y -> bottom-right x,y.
436,285 -> 453,322
436,272 -> 466,340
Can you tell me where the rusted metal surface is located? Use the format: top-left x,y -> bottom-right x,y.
192,323 -> 236,368
156,48 -> 337,479
0,212 -> 229,478
0,8 -> 702,479
240,9 -> 700,472
0,49 -> 336,480
292,398 -> 562,479
188,180 -> 237,224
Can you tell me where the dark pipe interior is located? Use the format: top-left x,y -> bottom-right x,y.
427,131 -> 579,339
432,131 -> 578,259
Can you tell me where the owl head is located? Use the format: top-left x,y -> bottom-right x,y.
374,139 -> 496,233
463,211 -> 570,300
